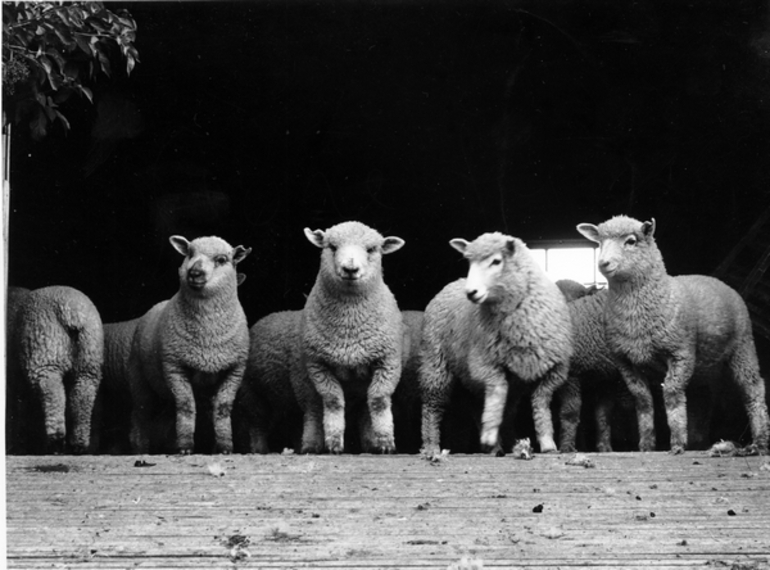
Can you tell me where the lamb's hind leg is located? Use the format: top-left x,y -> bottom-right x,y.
729,341 -> 769,454
32,367 -> 67,454
557,377 -> 582,453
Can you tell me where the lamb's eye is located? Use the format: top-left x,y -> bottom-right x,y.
624,236 -> 637,247
329,244 -> 338,252
490,258 -> 502,267
367,246 -> 376,255
215,255 -> 228,265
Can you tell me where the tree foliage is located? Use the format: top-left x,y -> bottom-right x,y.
2,1 -> 139,139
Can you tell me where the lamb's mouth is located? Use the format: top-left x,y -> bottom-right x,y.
187,278 -> 207,289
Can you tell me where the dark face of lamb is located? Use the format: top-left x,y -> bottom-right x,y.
576,216 -> 661,283
170,235 -> 251,296
304,221 -> 405,291
450,232 -> 517,304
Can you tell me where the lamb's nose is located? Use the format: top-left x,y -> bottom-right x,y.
466,288 -> 478,301
342,264 -> 359,278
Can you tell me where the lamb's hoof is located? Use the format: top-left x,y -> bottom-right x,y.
669,445 -> 685,455
47,436 -> 66,455
480,442 -> 504,456
69,443 -> 89,455
177,448 -> 193,455
325,435 -> 344,454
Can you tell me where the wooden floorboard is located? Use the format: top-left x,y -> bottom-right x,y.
5,452 -> 770,569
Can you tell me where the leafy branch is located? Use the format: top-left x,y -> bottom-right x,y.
2,2 -> 139,139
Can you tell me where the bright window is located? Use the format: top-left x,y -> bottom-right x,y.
528,240 -> 607,288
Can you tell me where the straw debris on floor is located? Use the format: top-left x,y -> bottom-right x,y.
5,452 -> 770,569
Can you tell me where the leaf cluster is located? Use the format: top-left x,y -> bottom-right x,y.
2,1 -> 139,139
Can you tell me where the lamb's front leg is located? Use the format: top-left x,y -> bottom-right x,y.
468,359 -> 508,455
366,360 -> 400,454
617,361 -> 656,452
307,361 -> 346,453
530,362 -> 568,453
166,363 -> 196,454
212,364 -> 246,454
662,353 -> 694,455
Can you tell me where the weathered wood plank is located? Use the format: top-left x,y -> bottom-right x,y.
6,453 -> 770,569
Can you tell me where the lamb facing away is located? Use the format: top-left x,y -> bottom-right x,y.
556,287 -> 631,452
234,310 -> 304,454
577,215 -> 769,454
127,235 -> 251,454
94,318 -> 140,453
419,232 -> 573,455
6,285 -> 104,454
299,221 -> 405,454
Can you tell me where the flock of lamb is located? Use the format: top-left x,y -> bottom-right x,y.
5,215 -> 769,457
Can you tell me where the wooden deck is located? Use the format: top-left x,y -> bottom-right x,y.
5,452 -> 770,569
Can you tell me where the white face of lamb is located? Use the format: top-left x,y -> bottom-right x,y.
464,253 -> 504,304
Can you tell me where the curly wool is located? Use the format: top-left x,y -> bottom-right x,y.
234,310 -> 304,454
127,235 -> 251,454
578,215 -> 769,454
299,221 -> 405,454
420,233 -> 573,455
557,289 -> 629,452
7,286 -> 104,454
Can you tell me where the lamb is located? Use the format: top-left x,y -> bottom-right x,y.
555,279 -> 597,301
94,318 -> 140,453
235,308 -> 423,454
556,287 -> 630,452
577,215 -> 769,454
298,221 -> 405,454
234,310 -> 304,454
6,285 -> 104,454
127,235 -> 251,454
419,232 -> 573,455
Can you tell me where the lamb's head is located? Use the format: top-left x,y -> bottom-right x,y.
170,235 -> 251,297
576,215 -> 663,284
450,232 -> 527,304
304,221 -> 404,293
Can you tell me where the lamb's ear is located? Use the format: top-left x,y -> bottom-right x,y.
449,238 -> 469,254
169,235 -> 191,256
505,239 -> 516,256
304,228 -> 326,248
233,245 -> 251,264
576,223 -> 600,243
381,237 -> 405,255
237,273 -> 247,286
642,218 -> 656,239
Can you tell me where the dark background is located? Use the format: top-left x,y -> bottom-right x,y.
7,0 -> 770,332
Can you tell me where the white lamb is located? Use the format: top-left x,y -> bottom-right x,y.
419,232 -> 573,455
6,285 -> 104,454
578,215 -> 769,454
298,221 -> 405,454
127,235 -> 251,454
